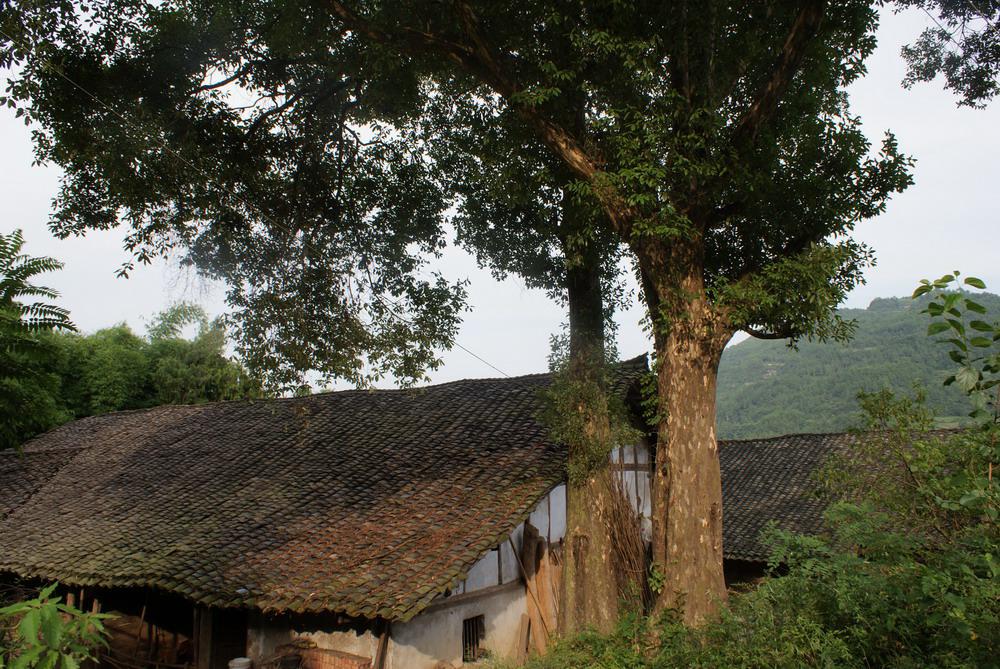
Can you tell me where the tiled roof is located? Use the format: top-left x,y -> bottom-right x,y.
0,357 -> 647,621
0,446 -> 83,520
719,432 -> 854,562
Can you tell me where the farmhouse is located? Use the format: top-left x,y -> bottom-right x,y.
0,356 -> 847,669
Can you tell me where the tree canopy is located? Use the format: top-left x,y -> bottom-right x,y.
897,1 -> 1000,107
0,0 -> 957,621
1,1 -> 467,390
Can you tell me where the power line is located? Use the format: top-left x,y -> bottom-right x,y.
0,27 -> 512,380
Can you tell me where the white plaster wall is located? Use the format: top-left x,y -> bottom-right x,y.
292,628 -> 380,661
547,484 -> 566,543
388,584 -> 526,669
246,612 -> 380,667
610,442 -> 653,539
499,538 -> 519,585
528,492 -> 550,539
464,548 -> 499,591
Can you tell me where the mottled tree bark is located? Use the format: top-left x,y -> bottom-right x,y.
642,244 -> 731,624
559,246 -> 619,635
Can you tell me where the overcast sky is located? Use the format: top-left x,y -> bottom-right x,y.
1,8 -> 998,385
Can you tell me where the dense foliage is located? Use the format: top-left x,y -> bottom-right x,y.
717,292 -> 1000,439
897,1 -> 1000,107
3,303 -> 263,450
0,229 -> 75,450
0,584 -> 110,669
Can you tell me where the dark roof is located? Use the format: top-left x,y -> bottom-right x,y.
0,446 -> 83,519
719,432 -> 854,562
0,357 -> 647,621
0,356 -> 851,616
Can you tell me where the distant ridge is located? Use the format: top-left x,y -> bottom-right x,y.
716,293 -> 1000,439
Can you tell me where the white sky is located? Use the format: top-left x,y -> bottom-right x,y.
1,8 -> 997,385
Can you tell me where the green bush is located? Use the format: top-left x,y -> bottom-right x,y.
0,584 -> 110,669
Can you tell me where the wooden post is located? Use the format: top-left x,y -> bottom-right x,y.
194,608 -> 212,669
134,605 -> 147,659
514,614 -> 530,663
373,621 -> 390,669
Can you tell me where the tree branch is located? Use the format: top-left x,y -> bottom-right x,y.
326,1 -> 636,236
193,65 -> 252,94
733,0 -> 827,144
744,324 -> 794,340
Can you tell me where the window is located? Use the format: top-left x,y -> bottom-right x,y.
462,615 -> 485,663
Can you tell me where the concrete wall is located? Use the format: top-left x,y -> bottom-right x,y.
246,615 -> 381,667
388,582 -> 525,668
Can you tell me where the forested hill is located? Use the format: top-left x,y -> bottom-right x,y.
716,292 -> 1000,439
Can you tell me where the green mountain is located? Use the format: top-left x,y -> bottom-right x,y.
716,293 -> 1000,439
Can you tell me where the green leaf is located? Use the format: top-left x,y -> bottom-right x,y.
927,322 -> 950,336
970,337 -> 993,348
970,320 -> 994,332
963,276 -> 986,289
18,608 -> 41,642
37,650 -> 58,669
965,299 -> 988,314
955,366 -> 980,392
39,604 -> 63,647
10,646 -> 43,669
912,284 -> 932,298
946,318 -> 965,335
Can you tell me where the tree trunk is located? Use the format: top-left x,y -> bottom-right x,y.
559,249 -> 620,635
645,250 -> 731,625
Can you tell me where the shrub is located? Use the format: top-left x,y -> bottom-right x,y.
0,584 -> 110,669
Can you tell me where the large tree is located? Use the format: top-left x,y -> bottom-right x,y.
323,1 -> 912,621
1,1 -> 918,623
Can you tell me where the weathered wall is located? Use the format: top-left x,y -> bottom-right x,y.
610,442 -> 653,539
388,581 -> 525,668
246,583 -> 524,669
245,614 -> 381,667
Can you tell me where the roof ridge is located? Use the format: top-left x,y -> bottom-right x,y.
720,431 -> 856,444
13,353 -> 651,421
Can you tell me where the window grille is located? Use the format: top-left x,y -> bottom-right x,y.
462,614 -> 485,663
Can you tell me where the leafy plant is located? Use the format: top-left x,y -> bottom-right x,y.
0,584 -> 110,669
914,272 -> 1000,424
0,230 -> 75,450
